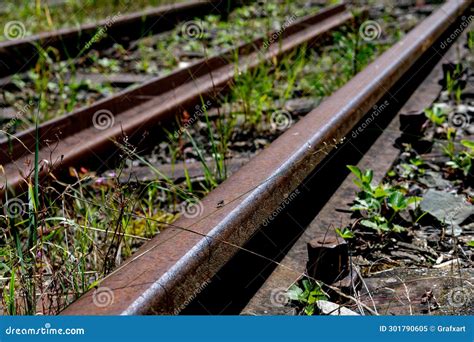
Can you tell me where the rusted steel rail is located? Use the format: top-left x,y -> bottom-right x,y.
242,22 -> 472,315
60,0 -> 472,315
0,0 -> 244,78
0,3 -> 352,193
242,32 -> 467,315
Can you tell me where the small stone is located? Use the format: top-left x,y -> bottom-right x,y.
384,277 -> 398,284
432,258 -> 461,269
316,300 -> 359,316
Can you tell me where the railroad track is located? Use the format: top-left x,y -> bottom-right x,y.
1,0 -> 357,315
0,0 -> 243,78
0,2 -> 352,194
242,21 -> 474,316
1,0 -> 472,316
58,0 -> 471,315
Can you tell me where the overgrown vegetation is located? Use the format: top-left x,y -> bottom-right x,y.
0,0 -> 186,40
1,0 -> 323,135
286,28 -> 473,317
0,2 -> 422,315
0,24 -> 389,314
347,165 -> 422,234
287,279 -> 328,315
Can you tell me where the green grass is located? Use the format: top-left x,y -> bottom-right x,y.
0,19 -> 399,315
2,0 -> 323,135
0,0 -> 188,40
222,29 -> 384,131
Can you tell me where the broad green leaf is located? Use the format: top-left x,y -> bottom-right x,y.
347,165 -> 362,181
287,285 -> 303,301
363,169 -> 373,184
335,228 -> 355,239
461,140 -> 474,151
353,179 -> 364,190
307,294 -> 317,304
360,219 -> 378,229
360,219 -> 389,232
302,279 -> 312,292
388,191 -> 407,211
351,204 -> 368,211
409,158 -> 423,166
373,186 -> 389,199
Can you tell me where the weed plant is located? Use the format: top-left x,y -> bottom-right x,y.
0,21 -> 395,314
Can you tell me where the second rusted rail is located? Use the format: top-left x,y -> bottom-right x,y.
61,0 -> 472,315
1,4 -> 352,193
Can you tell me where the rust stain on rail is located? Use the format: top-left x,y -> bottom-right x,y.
59,0 -> 472,315
1,4 -> 351,194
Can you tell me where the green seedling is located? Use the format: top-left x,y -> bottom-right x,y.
446,139 -> 474,177
399,156 -> 425,180
445,67 -> 463,99
424,105 -> 447,126
287,279 -> 328,316
335,227 -> 355,239
97,57 -> 120,73
455,87 -> 462,105
443,127 -> 458,158
347,165 -> 421,234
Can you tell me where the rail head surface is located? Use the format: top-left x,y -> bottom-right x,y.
60,0 -> 470,315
